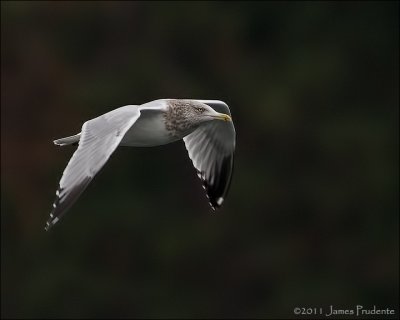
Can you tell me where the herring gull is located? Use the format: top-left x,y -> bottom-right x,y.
45,99 -> 236,231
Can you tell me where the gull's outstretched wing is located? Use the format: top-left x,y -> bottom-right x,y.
46,104 -> 143,231
183,100 -> 236,209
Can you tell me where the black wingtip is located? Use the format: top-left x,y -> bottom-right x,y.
45,186 -> 63,232
45,210 -> 61,231
209,196 -> 224,211
44,221 -> 51,232
45,216 -> 60,231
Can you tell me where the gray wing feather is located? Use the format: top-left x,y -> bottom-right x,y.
45,105 -> 141,230
184,100 -> 236,209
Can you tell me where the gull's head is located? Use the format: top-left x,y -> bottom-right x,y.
165,99 -> 231,134
190,101 -> 232,123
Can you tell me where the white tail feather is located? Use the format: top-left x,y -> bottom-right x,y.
53,133 -> 81,146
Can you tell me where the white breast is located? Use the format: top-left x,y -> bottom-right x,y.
120,110 -> 178,147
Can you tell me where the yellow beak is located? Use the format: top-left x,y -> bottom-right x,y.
212,113 -> 232,122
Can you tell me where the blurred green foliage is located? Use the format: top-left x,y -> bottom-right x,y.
1,1 -> 398,318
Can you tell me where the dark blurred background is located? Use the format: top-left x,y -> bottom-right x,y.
1,1 -> 398,319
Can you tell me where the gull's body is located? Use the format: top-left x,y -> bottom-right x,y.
45,99 -> 236,231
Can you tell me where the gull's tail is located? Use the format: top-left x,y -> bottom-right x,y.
53,133 -> 81,146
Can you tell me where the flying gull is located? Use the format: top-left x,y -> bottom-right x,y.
45,99 -> 236,231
